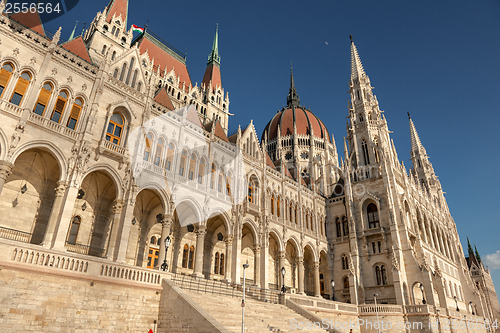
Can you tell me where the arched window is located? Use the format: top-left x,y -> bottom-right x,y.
375,264 -> 387,285
105,113 -> 124,144
67,216 -> 81,245
131,69 -> 138,88
67,98 -> 83,130
182,244 -> 189,268
111,26 -> 116,35
165,143 -> 174,171
361,140 -> 370,165
113,68 -> 119,78
10,72 -> 31,106
219,253 -> 225,275
111,51 -> 116,61
367,203 -> 379,228
214,252 -> 220,274
50,90 -> 68,123
217,169 -> 224,192
179,150 -> 187,176
119,63 -> 127,81
342,216 -> 349,236
33,82 -> 53,116
150,236 -> 157,244
336,218 -> 342,237
0,63 -> 14,98
188,246 -> 195,269
277,197 -> 281,218
125,57 -> 135,85
188,154 -> 196,180
210,163 -> 216,189
143,133 -> 153,161
198,158 -> 205,184
137,82 -> 142,92
294,205 -> 298,224
271,194 -> 275,215
102,45 -> 107,54
289,203 -> 293,222
343,276 -> 349,289
154,138 -> 164,166
342,254 -> 348,270
226,174 -> 231,196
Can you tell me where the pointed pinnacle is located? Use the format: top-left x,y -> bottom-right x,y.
350,40 -> 366,80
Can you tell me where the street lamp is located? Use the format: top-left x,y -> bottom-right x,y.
469,301 -> 475,315
331,280 -> 335,301
242,263 -> 249,333
436,308 -> 441,333
420,283 -> 426,304
160,236 -> 171,271
373,293 -> 381,333
454,296 -> 459,312
281,266 -> 286,294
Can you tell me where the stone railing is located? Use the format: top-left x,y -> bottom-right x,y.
28,112 -> 79,140
289,295 -> 358,313
100,139 -> 126,155
359,304 -> 403,313
0,226 -> 32,243
0,239 -> 165,288
0,99 -> 23,117
65,241 -> 105,257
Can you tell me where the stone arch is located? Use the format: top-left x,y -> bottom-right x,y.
241,218 -> 258,243
269,228 -> 284,252
319,250 -> 329,297
82,164 -> 123,198
284,238 -> 299,290
304,242 -> 318,262
207,208 -> 232,233
12,141 -> 67,180
0,127 -> 8,160
0,147 -> 61,244
268,229 -> 283,289
136,182 -> 170,213
412,281 -> 426,305
285,235 -> 302,257
303,244 -> 316,296
203,212 -> 230,278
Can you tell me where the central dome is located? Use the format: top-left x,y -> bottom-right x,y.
262,106 -> 330,143
262,67 -> 330,143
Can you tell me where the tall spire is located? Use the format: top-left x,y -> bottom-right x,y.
350,36 -> 366,80
408,112 -> 424,153
105,0 -> 129,27
287,63 -> 300,107
207,23 -> 220,66
68,21 -> 78,41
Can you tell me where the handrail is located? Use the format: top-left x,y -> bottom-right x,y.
0,226 -> 32,243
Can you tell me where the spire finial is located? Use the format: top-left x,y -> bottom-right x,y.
349,34 -> 353,43
407,111 -> 411,119
350,38 -> 366,79
287,63 -> 300,107
207,24 -> 220,65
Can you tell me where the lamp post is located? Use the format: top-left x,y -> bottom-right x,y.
331,280 -> 335,301
242,263 -> 249,333
373,293 -> 381,333
454,296 -> 459,312
436,308 -> 441,333
420,283 -> 426,304
281,266 -> 286,294
160,236 -> 171,271
469,301 -> 475,315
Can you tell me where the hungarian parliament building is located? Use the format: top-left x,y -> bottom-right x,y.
0,0 -> 498,332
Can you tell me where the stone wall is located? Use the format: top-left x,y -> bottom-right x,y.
0,267 -> 161,332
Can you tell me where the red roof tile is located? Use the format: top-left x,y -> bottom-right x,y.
266,151 -> 276,169
202,63 -> 221,91
10,11 -> 45,36
61,37 -> 92,63
106,0 -> 129,25
214,121 -> 228,142
153,87 -> 174,110
185,107 -> 203,128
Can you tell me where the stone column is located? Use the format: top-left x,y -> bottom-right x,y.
0,161 -> 14,196
297,256 -> 305,294
193,226 -> 206,277
231,229 -> 242,283
254,244 -> 261,287
156,215 -> 173,270
224,235 -> 234,282
313,261 -> 321,297
115,199 -> 136,263
52,184 -> 80,250
105,200 -> 124,260
278,250 -> 286,289
42,181 -> 68,248
260,234 -> 269,289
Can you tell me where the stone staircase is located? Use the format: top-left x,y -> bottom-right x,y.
185,290 -> 329,333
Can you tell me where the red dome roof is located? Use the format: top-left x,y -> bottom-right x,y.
263,106 -> 330,143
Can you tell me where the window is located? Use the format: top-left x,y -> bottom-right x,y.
66,98 -> 83,130
372,241 -> 382,254
277,197 -> 280,218
111,51 -> 116,61
219,254 -> 225,275
154,139 -> 164,166
289,203 -> 293,222
226,174 -> 231,196
143,133 -> 153,161
9,72 -> 31,106
188,246 -> 195,269
50,90 -> 68,123
271,194 -> 275,215
33,83 -> 53,116
165,143 -> 174,170
179,150 -> 187,176
0,63 -> 14,98
337,217 -> 343,237
218,169 -> 223,192
210,164 -> 216,189
375,265 -> 387,285
67,216 -> 81,245
214,252 -> 220,274
131,69 -> 138,88
113,68 -> 119,78
342,254 -> 348,270
119,63 -> 127,81
182,244 -> 189,268
105,113 -> 124,145
125,57 -> 135,85
343,276 -> 349,289
198,159 -> 205,184
294,205 -> 297,224
102,45 -> 107,54
342,216 -> 349,236
362,140 -> 370,165
367,203 -> 379,228
188,154 -> 196,180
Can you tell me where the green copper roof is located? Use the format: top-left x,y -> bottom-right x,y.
207,24 -> 220,66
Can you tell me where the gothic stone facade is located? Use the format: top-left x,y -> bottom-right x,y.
0,0 -> 498,326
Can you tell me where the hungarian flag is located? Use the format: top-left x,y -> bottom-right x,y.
132,24 -> 144,34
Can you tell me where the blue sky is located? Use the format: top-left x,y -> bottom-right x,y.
44,0 -> 500,290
